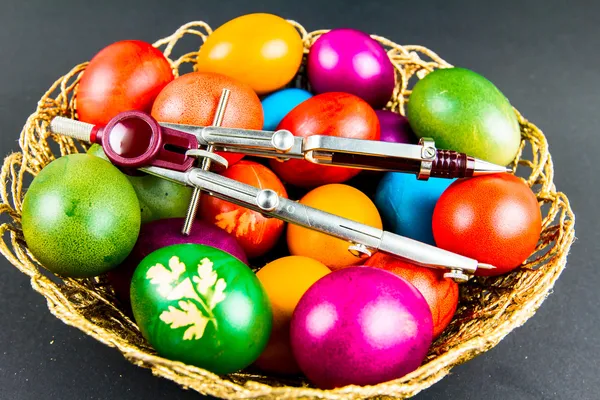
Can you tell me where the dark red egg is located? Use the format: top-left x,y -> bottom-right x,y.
365,253 -> 458,338
269,92 -> 380,188
199,160 -> 287,258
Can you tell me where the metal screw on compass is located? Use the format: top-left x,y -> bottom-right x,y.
181,89 -> 231,236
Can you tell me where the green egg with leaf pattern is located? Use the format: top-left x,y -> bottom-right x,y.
130,244 -> 272,374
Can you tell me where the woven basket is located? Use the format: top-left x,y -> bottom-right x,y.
0,21 -> 575,399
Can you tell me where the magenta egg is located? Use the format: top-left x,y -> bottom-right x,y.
107,218 -> 247,311
307,29 -> 395,108
376,110 -> 417,144
290,266 -> 432,389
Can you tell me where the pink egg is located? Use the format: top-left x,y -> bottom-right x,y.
107,218 -> 247,311
290,266 -> 433,389
307,29 -> 395,108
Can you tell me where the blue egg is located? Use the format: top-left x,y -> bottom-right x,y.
261,88 -> 313,130
375,172 -> 455,245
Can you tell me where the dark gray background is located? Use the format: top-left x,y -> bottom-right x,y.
0,0 -> 597,399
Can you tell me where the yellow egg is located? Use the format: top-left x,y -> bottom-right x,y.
255,256 -> 331,374
197,13 -> 304,95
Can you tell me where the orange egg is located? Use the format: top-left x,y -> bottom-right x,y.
197,13 -> 304,95
287,184 -> 383,269
255,256 -> 331,374
151,71 -> 263,166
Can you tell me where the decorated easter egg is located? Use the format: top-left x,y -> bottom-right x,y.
87,144 -> 192,224
151,71 -> 263,166
433,173 -> 542,276
200,161 -> 287,258
307,29 -> 395,108
77,40 -> 173,125
365,253 -> 458,338
287,184 -> 382,269
21,154 -> 140,277
290,266 -> 433,389
261,88 -> 312,131
374,172 -> 454,245
107,218 -> 247,310
131,244 -> 271,374
269,92 -> 380,188
197,13 -> 304,95
407,67 -> 521,166
375,110 -> 417,144
255,256 -> 331,374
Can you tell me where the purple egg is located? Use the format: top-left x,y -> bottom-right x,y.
107,218 -> 247,310
290,266 -> 432,389
376,110 -> 418,144
307,29 -> 396,108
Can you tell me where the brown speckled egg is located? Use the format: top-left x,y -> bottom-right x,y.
151,71 -> 264,165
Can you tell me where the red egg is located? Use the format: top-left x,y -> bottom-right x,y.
365,253 -> 458,338
200,161 -> 287,258
77,40 -> 173,125
269,92 -> 380,188
432,173 -> 542,276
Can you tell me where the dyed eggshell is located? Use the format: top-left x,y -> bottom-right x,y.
108,218 -> 247,311
197,13 -> 304,95
375,110 -> 417,144
287,184 -> 382,269
255,256 -> 331,374
407,67 -> 520,166
88,144 -> 193,224
433,173 -> 542,276
375,172 -> 455,245
365,253 -> 458,338
21,154 -> 140,278
131,244 -> 272,374
261,88 -> 312,131
200,161 -> 287,258
77,40 -> 173,125
307,29 -> 395,108
270,92 -> 380,188
151,71 -> 264,166
290,266 -> 433,389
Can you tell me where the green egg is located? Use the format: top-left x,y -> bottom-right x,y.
407,67 -> 521,166
21,154 -> 140,277
87,144 -> 193,223
131,244 -> 272,374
